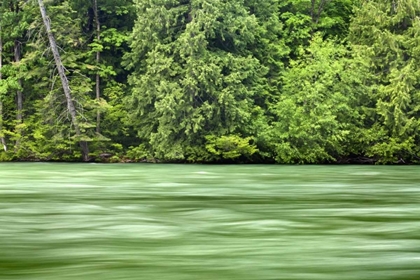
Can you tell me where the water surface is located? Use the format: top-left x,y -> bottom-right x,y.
1,163 -> 419,279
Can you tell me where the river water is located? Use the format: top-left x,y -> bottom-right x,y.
0,163 -> 419,280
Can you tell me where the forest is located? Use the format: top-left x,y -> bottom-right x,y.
0,0 -> 419,164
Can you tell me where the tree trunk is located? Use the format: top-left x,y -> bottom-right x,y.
0,24 -> 7,152
93,0 -> 101,134
14,41 -> 23,123
0,102 -> 5,152
12,2 -> 23,149
310,0 -> 330,36
38,0 -> 90,161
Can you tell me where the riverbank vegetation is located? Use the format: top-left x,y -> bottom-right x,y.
1,0 -> 419,163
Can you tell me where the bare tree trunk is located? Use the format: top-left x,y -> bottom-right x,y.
93,0 -> 101,134
38,0 -> 90,161
0,25 -> 7,152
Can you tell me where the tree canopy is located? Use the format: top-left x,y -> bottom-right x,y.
0,0 -> 419,164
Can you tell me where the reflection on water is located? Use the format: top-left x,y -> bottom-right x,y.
1,163 -> 420,279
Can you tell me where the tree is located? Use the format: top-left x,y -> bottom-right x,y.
68,0 -> 136,156
124,0 -> 270,161
349,0 -> 420,162
270,34 -> 369,163
0,10 -> 6,152
279,0 -> 355,60
38,0 -> 89,161
93,0 -> 101,133
0,0 -> 31,149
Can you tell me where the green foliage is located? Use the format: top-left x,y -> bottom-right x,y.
271,34 -> 369,163
124,0 -> 270,161
126,144 -> 153,162
0,0 -> 419,163
279,0 -> 356,60
349,0 -> 420,163
205,135 -> 258,161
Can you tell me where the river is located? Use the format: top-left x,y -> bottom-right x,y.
0,163 -> 419,279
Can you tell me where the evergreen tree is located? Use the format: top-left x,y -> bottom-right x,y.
1,0 -> 419,163
279,0 -> 355,52
349,0 -> 420,162
69,0 -> 136,157
10,0 -> 97,160
124,0 -> 271,161
0,1 -> 5,154
0,0 -> 34,156
271,35 -> 369,163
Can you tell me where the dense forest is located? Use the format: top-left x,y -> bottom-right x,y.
0,0 -> 419,163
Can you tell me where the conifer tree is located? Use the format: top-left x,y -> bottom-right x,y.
124,0 -> 271,161
0,6 -> 5,152
271,35 -> 369,163
38,0 -> 90,161
349,0 -> 420,162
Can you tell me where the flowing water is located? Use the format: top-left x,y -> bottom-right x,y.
0,163 -> 420,280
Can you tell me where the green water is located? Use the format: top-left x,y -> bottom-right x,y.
1,163 -> 420,280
